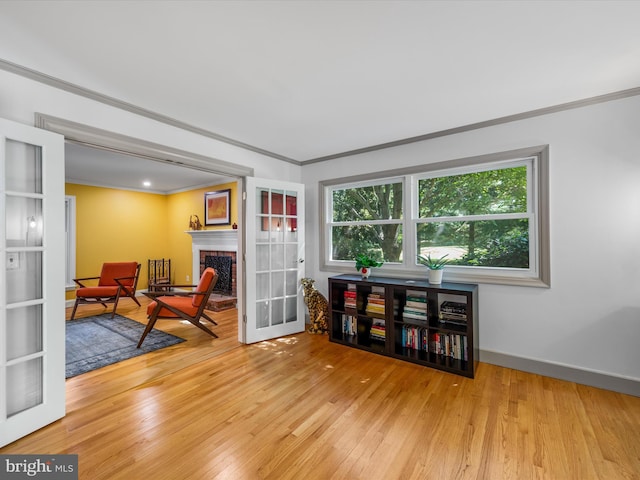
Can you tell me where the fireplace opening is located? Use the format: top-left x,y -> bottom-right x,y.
199,250 -> 237,311
204,255 -> 232,295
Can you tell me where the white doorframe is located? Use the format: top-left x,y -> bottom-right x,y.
34,113 -> 254,343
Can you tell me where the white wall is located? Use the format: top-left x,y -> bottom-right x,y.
302,94 -> 640,386
0,69 -> 302,183
2,66 -> 638,390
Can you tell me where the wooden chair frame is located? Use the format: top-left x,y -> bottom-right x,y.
70,263 -> 141,320
137,271 -> 219,348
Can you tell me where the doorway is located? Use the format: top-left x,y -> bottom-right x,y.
36,113 -> 253,343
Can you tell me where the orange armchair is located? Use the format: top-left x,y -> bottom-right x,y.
70,262 -> 141,320
137,267 -> 219,348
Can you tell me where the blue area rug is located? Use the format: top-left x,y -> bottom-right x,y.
66,314 -> 185,378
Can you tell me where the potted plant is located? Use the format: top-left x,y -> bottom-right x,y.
355,254 -> 383,279
417,253 -> 450,284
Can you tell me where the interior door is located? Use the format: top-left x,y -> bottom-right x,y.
0,117 -> 65,447
244,177 -> 305,343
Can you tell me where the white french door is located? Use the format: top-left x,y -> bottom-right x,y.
0,117 -> 66,447
244,177 -> 305,343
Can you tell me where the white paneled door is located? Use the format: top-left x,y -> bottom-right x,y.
244,177 -> 305,343
0,117 -> 65,447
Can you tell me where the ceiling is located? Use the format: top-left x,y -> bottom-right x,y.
64,142 -> 229,194
1,1 -> 640,190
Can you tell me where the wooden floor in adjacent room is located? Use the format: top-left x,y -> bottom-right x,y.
2,296 -> 639,479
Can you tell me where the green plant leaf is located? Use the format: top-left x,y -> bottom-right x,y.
417,253 -> 450,270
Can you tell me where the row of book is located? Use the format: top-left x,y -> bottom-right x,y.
370,319 -> 386,341
438,301 -> 468,326
339,313 -> 385,342
402,289 -> 428,324
340,316 -> 466,359
431,332 -> 468,360
365,285 -> 386,317
401,324 -> 428,351
341,314 -> 357,336
401,326 -> 468,360
344,285 -> 358,309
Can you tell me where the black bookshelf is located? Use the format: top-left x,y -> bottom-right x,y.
328,274 -> 479,378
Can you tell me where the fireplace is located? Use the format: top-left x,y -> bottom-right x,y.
200,250 -> 236,296
187,230 -> 238,310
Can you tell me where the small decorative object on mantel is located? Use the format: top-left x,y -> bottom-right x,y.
232,222 -> 238,230
189,214 -> 203,231
417,253 -> 451,284
355,253 -> 384,280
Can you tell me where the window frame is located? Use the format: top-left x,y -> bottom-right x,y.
320,145 -> 550,287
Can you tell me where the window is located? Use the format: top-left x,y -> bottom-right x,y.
321,146 -> 549,287
330,178 -> 404,263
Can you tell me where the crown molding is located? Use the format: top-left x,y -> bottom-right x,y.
303,86 -> 640,164
3,57 -> 639,167
0,57 -> 299,165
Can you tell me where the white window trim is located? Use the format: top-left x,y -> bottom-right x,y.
320,145 -> 550,287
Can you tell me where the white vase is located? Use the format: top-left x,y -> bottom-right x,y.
360,267 -> 372,279
428,268 -> 443,284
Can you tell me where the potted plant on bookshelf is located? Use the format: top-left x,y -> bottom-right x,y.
355,254 -> 383,280
417,253 -> 450,284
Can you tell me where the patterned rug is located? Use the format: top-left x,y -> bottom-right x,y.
66,313 -> 185,378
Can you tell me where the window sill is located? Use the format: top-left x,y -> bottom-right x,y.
320,263 -> 550,288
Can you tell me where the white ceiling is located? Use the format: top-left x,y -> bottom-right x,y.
1,1 -> 640,188
65,142 -> 228,194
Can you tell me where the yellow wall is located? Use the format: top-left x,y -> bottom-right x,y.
65,181 -> 237,300
167,181 -> 238,285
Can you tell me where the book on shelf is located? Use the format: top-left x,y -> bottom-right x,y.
429,332 -> 468,360
403,307 -> 427,316
402,312 -> 428,323
438,301 -> 467,325
401,324 -> 428,351
370,319 -> 386,341
438,315 -> 467,326
342,314 -> 357,336
405,300 -> 428,310
406,289 -> 427,301
365,288 -> 386,316
367,298 -> 385,305
366,304 -> 385,313
344,284 -> 357,309
440,301 -> 467,314
402,289 -> 428,324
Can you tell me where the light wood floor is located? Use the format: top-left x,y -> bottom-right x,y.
2,297 -> 639,479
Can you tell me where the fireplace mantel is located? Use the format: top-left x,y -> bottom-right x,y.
187,229 -> 238,287
186,229 -> 238,251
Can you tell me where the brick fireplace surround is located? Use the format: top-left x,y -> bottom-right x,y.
187,230 -> 238,311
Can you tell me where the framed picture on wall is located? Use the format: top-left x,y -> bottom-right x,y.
204,189 -> 231,226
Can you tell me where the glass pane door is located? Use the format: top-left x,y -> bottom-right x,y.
5,139 -> 44,418
245,177 -> 305,343
1,118 -> 65,447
